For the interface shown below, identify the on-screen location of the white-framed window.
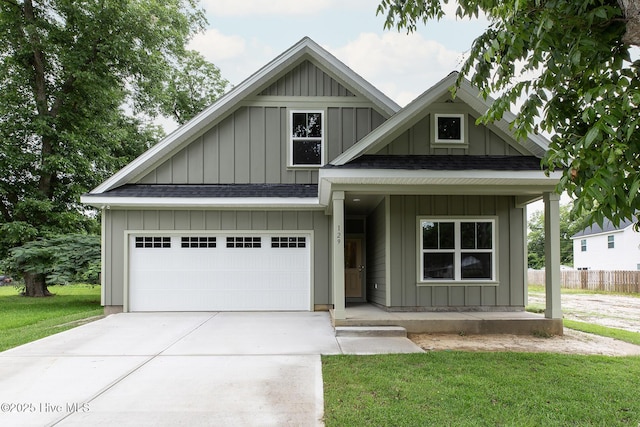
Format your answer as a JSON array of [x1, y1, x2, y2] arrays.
[[433, 113, 465, 144], [607, 235, 615, 249], [581, 239, 587, 252], [419, 218, 495, 282], [289, 110, 324, 166]]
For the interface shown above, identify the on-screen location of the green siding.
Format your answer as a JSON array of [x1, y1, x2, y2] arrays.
[[366, 198, 387, 305], [388, 195, 526, 310], [137, 105, 384, 185], [259, 60, 355, 97], [102, 209, 331, 308], [378, 112, 526, 156]]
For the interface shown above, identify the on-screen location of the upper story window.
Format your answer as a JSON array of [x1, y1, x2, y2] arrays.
[[607, 235, 615, 249], [290, 110, 324, 166], [581, 239, 587, 252], [434, 113, 465, 144], [419, 219, 495, 282]]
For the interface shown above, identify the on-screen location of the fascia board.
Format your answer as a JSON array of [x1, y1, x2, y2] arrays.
[[320, 167, 563, 182], [80, 195, 322, 210]]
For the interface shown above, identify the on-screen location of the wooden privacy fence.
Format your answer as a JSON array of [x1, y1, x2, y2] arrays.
[[528, 270, 640, 293]]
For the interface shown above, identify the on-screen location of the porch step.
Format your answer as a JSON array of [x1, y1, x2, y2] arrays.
[[335, 326, 407, 338]]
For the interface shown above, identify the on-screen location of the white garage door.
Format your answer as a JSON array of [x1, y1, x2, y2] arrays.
[[128, 233, 311, 311]]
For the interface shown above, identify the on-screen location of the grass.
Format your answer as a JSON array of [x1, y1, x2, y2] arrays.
[[563, 319, 640, 346], [322, 352, 640, 426], [528, 284, 640, 297], [0, 284, 102, 351]]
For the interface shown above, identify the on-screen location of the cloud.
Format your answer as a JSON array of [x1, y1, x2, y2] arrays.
[[200, 0, 335, 16], [188, 29, 273, 85], [329, 32, 464, 106]]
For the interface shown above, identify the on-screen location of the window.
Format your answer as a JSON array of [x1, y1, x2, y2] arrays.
[[290, 110, 323, 166], [181, 237, 216, 248], [271, 237, 306, 248], [135, 236, 171, 248], [581, 239, 587, 252], [226, 237, 261, 248], [607, 235, 615, 249], [419, 219, 495, 282], [434, 114, 465, 143]]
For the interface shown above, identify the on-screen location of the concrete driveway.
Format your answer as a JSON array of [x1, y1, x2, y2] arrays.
[[0, 312, 422, 426]]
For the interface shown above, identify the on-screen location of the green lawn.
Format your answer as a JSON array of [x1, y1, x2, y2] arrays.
[[323, 352, 640, 426], [0, 284, 102, 351]]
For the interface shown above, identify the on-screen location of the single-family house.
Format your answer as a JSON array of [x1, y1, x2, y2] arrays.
[[81, 37, 564, 334], [572, 217, 640, 270]]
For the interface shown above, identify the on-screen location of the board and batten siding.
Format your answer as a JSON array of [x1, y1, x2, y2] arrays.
[[366, 198, 387, 306], [387, 195, 527, 310], [378, 112, 525, 156], [102, 209, 331, 308], [258, 60, 356, 97], [136, 105, 385, 185]]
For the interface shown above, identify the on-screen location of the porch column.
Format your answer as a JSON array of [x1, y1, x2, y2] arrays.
[[332, 191, 346, 320], [543, 192, 562, 319]]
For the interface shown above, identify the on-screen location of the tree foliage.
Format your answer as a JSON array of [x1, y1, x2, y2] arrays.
[[378, 0, 640, 228], [0, 0, 229, 260], [527, 204, 587, 269], [1, 234, 101, 296]]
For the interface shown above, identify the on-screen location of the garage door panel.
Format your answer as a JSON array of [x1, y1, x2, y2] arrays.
[[128, 234, 311, 311]]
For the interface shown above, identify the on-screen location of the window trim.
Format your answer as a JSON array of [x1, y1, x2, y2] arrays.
[[288, 109, 325, 168], [607, 235, 614, 249], [417, 217, 498, 285], [581, 239, 587, 252], [432, 113, 467, 145]]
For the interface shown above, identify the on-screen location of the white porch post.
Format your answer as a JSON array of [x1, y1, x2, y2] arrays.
[[543, 192, 562, 319], [332, 191, 346, 320]]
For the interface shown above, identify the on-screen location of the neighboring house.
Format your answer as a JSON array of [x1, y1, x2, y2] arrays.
[[81, 37, 563, 326], [571, 217, 640, 270]]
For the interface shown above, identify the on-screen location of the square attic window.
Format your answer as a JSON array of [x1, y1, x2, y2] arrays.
[[434, 113, 465, 144]]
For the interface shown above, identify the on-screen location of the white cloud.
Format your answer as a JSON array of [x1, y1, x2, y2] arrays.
[[188, 29, 273, 85], [330, 32, 464, 106], [201, 0, 335, 16]]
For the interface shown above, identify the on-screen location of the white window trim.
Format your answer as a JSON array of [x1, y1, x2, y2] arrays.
[[417, 217, 498, 285], [581, 239, 587, 252], [607, 235, 615, 249], [288, 109, 325, 168], [432, 113, 466, 145]]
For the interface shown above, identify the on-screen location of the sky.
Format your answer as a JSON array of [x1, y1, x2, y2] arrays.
[[189, 0, 489, 108], [181, 0, 565, 213]]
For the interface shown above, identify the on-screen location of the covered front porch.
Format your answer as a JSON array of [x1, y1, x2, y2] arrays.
[[330, 303, 564, 335]]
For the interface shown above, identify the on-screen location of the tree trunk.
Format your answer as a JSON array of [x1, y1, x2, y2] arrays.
[[23, 272, 51, 297], [619, 0, 640, 46]]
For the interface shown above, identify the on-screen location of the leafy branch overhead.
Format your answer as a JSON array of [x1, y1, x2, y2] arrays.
[[378, 0, 640, 227]]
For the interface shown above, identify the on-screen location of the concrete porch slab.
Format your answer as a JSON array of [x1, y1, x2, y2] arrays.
[[332, 304, 563, 335]]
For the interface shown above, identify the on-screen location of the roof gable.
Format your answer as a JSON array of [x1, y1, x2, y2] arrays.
[[90, 37, 400, 194], [331, 72, 551, 166]]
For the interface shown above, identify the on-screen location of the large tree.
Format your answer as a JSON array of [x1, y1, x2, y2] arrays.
[[378, 0, 640, 228], [0, 0, 228, 295]]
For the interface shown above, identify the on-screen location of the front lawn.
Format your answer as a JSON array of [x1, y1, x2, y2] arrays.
[[323, 352, 640, 426], [0, 284, 102, 351]]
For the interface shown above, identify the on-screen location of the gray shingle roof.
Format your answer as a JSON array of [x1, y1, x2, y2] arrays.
[[572, 216, 637, 238], [324, 155, 545, 171], [102, 184, 318, 198]]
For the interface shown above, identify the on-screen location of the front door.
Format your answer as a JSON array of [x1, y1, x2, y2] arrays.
[[345, 238, 364, 300]]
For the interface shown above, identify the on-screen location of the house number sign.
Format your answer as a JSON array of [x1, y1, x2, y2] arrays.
[[336, 225, 342, 244]]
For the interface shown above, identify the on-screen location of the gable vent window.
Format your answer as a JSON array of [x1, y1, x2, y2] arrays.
[[432, 113, 466, 145], [226, 237, 261, 248], [290, 110, 323, 166], [181, 237, 216, 248], [135, 236, 171, 248], [271, 237, 306, 248]]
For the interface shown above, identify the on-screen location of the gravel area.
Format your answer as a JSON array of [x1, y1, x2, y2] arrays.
[[409, 292, 640, 356]]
